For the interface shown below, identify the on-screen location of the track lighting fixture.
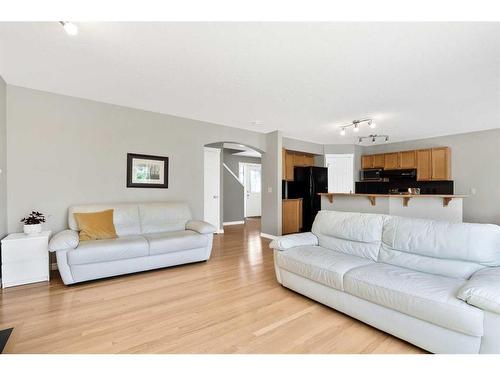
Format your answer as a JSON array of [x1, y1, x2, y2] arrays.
[[357, 134, 390, 144], [338, 118, 377, 136]]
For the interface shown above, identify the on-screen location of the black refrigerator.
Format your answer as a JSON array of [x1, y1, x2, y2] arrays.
[[288, 166, 328, 232]]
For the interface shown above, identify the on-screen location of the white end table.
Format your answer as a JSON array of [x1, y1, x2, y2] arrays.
[[1, 231, 51, 288]]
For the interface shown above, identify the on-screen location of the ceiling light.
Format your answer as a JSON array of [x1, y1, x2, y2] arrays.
[[358, 137, 363, 143], [60, 21, 78, 36], [353, 123, 360, 132], [368, 120, 376, 129], [340, 128, 346, 136], [385, 136, 389, 143], [372, 137, 376, 143]]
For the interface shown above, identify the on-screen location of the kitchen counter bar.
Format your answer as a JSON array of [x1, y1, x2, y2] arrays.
[[318, 193, 468, 222]]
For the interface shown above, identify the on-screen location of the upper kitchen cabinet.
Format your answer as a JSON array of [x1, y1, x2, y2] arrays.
[[361, 155, 374, 169], [399, 150, 417, 169], [384, 153, 400, 170], [416, 149, 432, 181], [282, 149, 316, 181], [431, 147, 451, 180], [372, 154, 385, 168]]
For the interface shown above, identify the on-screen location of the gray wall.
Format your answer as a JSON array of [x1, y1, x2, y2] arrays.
[[261, 131, 282, 236], [283, 137, 323, 155], [0, 76, 6, 238], [364, 128, 500, 224], [6, 85, 267, 233], [222, 149, 261, 223]]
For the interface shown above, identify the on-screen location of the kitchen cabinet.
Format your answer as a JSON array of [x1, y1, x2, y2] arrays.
[[372, 154, 385, 168], [431, 147, 451, 180], [284, 150, 295, 181], [282, 149, 315, 181], [361, 147, 451, 181], [361, 155, 374, 169], [400, 150, 417, 169], [416, 149, 432, 181], [282, 199, 303, 234], [384, 153, 400, 170]]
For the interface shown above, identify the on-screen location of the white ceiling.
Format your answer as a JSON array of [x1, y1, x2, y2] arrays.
[[0, 22, 499, 144]]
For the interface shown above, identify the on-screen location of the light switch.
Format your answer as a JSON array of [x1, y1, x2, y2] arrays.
[[267, 187, 272, 193], [470, 187, 477, 195]]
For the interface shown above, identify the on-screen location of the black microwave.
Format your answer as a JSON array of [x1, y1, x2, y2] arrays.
[[360, 168, 383, 181]]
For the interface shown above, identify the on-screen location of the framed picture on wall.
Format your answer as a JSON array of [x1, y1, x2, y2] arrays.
[[127, 153, 169, 188]]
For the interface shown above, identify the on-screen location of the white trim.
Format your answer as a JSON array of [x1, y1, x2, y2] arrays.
[[223, 220, 245, 226], [215, 229, 224, 234], [260, 232, 278, 240], [204, 147, 222, 233]]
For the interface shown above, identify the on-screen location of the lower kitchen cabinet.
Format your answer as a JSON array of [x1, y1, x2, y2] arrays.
[[282, 199, 303, 234]]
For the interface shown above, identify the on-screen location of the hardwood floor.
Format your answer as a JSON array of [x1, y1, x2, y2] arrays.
[[0, 218, 424, 354]]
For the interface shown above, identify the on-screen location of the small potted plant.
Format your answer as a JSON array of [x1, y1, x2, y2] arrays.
[[21, 211, 46, 235]]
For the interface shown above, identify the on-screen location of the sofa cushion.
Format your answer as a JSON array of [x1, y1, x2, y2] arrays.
[[73, 209, 118, 241], [67, 235, 148, 265], [380, 216, 500, 278], [139, 202, 192, 234], [68, 204, 141, 236], [311, 211, 386, 261], [144, 230, 209, 256], [344, 263, 484, 337], [275, 245, 373, 290]]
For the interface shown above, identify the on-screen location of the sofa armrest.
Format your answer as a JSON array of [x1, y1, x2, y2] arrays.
[[457, 267, 500, 314], [49, 230, 79, 252], [269, 232, 318, 251], [186, 220, 216, 234]]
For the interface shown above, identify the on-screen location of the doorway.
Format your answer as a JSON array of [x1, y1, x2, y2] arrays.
[[203, 147, 222, 232], [239, 163, 262, 217]]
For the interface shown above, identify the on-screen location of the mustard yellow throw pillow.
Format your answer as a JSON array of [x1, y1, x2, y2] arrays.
[[73, 209, 118, 241]]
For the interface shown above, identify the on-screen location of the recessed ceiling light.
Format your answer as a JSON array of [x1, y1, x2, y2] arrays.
[[60, 21, 78, 36]]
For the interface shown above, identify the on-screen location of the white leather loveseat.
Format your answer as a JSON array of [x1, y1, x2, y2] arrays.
[[270, 210, 500, 354], [49, 202, 216, 285]]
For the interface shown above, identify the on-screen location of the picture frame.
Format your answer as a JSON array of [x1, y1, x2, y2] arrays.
[[127, 153, 169, 188]]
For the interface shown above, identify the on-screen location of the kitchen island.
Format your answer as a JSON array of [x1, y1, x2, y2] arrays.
[[318, 193, 468, 222]]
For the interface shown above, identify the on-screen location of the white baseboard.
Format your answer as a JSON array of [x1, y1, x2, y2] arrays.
[[260, 232, 278, 240], [223, 221, 245, 226], [215, 229, 224, 234]]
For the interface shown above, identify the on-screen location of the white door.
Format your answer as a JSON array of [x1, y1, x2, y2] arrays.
[[242, 163, 261, 217], [325, 154, 354, 193], [204, 147, 221, 231]]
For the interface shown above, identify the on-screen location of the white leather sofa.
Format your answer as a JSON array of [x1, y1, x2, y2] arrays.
[[49, 202, 216, 285], [270, 210, 500, 354]]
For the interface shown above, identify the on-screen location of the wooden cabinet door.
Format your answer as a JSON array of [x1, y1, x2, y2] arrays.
[[431, 147, 451, 180], [361, 155, 374, 169], [282, 200, 300, 234], [384, 153, 400, 170], [372, 154, 385, 168], [304, 154, 315, 167], [400, 150, 417, 169], [282, 148, 286, 180], [285, 151, 295, 181], [416, 149, 432, 181]]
